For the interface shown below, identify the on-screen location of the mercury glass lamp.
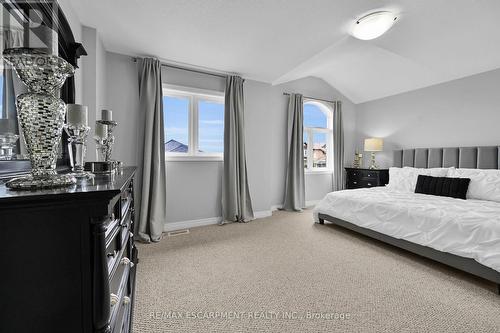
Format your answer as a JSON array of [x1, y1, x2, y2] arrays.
[[364, 138, 383, 169]]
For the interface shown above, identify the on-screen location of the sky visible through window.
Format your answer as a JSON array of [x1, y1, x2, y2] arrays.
[[304, 103, 327, 144], [198, 100, 224, 153], [163, 95, 224, 153], [164, 95, 189, 148]]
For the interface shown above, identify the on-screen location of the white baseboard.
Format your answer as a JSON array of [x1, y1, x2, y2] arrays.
[[270, 202, 319, 210], [163, 216, 222, 232], [305, 200, 320, 207], [163, 209, 277, 232], [253, 210, 273, 219]]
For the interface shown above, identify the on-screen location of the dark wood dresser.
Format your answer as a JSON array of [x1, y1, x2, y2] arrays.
[[0, 167, 138, 333], [345, 167, 389, 189]]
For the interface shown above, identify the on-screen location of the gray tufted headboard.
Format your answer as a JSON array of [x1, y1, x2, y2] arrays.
[[393, 146, 500, 169]]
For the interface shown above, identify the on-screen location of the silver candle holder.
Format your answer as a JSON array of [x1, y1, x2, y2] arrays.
[[97, 119, 117, 162], [0, 133, 19, 160], [94, 121, 109, 162], [84, 110, 120, 174], [64, 104, 93, 179]]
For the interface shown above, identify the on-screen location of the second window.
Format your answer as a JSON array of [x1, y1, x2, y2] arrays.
[[303, 100, 333, 171]]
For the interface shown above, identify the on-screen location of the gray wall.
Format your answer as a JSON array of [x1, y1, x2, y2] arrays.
[[81, 27, 108, 160], [355, 68, 500, 168], [105, 52, 356, 223], [104, 52, 140, 166]]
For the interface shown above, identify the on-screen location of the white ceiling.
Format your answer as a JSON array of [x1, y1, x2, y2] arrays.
[[68, 0, 500, 103]]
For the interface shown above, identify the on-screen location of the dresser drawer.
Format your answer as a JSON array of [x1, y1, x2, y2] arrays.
[[120, 190, 133, 220], [112, 289, 132, 333], [120, 209, 132, 244], [345, 168, 389, 190], [106, 225, 123, 273], [110, 269, 131, 333], [109, 250, 132, 331], [360, 171, 378, 180], [350, 169, 376, 179], [347, 179, 378, 188], [109, 239, 134, 333]]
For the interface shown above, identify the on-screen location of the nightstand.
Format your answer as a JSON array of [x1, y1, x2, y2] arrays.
[[345, 167, 389, 189]]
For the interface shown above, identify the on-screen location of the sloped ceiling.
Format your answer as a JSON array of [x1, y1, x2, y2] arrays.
[[68, 0, 500, 103]]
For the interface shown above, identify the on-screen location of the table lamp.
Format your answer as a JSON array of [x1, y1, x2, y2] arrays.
[[364, 138, 383, 169]]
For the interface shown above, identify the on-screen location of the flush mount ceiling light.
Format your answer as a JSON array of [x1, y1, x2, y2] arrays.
[[351, 11, 398, 40]]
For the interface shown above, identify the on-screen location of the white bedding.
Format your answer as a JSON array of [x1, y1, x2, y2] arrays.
[[313, 187, 500, 272]]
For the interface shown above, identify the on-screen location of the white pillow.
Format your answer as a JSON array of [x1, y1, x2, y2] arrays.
[[447, 168, 500, 202], [386, 167, 411, 192], [387, 167, 450, 192]]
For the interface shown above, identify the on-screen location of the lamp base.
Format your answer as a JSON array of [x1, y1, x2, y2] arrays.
[[369, 152, 378, 169]]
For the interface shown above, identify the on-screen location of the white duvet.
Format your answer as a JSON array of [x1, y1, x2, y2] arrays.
[[313, 187, 500, 272]]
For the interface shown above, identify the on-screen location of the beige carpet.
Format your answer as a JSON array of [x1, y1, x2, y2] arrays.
[[133, 210, 500, 333]]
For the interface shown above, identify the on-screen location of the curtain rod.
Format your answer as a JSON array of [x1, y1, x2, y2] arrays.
[[282, 92, 336, 104], [132, 57, 228, 79]]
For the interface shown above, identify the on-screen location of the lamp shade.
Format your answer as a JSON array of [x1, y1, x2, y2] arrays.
[[364, 138, 383, 152]]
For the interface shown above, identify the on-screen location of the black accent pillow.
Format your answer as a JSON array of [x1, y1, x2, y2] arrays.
[[415, 175, 471, 200]]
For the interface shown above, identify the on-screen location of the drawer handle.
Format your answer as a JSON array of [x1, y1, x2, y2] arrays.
[[353, 181, 357, 184], [120, 257, 131, 266], [110, 293, 119, 307], [367, 174, 371, 177], [367, 183, 372, 186], [107, 250, 118, 258], [123, 296, 131, 305]]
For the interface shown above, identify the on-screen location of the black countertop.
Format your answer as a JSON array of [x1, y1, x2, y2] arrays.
[[0, 166, 136, 205]]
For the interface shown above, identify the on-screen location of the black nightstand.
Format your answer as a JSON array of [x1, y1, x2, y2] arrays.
[[345, 168, 389, 189]]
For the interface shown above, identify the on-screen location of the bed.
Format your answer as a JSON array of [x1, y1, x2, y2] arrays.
[[313, 146, 500, 294]]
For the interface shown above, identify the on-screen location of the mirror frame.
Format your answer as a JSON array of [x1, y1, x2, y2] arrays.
[[0, 0, 87, 178]]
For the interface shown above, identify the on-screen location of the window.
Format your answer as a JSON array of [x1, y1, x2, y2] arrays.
[[303, 101, 333, 172], [163, 85, 224, 160]]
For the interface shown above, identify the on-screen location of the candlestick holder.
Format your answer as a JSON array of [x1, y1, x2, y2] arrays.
[[0, 133, 20, 160], [64, 124, 93, 179], [97, 119, 117, 162], [95, 137, 108, 162]]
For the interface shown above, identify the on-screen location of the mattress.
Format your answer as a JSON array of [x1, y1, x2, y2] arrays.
[[313, 187, 500, 272]]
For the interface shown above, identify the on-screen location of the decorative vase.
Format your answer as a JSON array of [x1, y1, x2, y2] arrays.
[[2, 48, 76, 189]]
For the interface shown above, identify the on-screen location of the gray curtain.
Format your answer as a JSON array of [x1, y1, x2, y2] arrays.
[[332, 101, 345, 191], [283, 94, 305, 211], [222, 76, 254, 223], [136, 58, 167, 242]]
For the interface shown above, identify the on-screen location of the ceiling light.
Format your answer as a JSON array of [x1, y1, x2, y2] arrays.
[[351, 11, 398, 40]]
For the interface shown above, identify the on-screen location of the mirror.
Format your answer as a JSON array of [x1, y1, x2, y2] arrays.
[[0, 0, 86, 177]]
